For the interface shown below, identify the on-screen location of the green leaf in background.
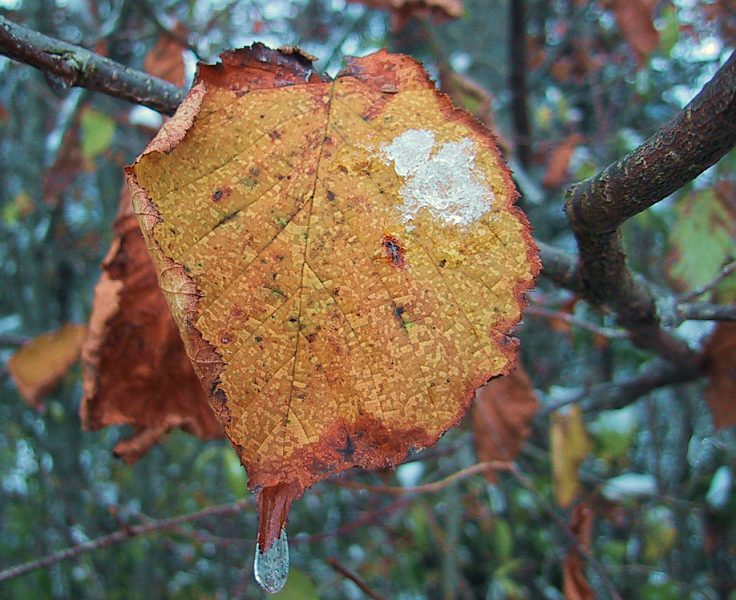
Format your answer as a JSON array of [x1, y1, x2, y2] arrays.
[[590, 407, 637, 463], [643, 507, 677, 562], [2, 191, 33, 225], [668, 188, 736, 302], [270, 568, 319, 600], [80, 107, 116, 161]]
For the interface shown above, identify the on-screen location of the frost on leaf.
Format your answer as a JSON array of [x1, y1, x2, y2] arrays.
[[80, 185, 222, 464], [127, 44, 539, 551]]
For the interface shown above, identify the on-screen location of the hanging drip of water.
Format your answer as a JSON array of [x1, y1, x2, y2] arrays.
[[254, 527, 289, 594]]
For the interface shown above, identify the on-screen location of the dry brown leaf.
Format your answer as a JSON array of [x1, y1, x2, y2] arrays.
[[8, 324, 86, 408], [127, 44, 538, 551], [350, 0, 463, 30], [472, 363, 540, 482], [543, 134, 584, 190], [703, 322, 736, 429], [551, 405, 592, 507], [144, 23, 188, 87], [80, 185, 222, 464], [563, 503, 595, 600], [607, 0, 659, 66]]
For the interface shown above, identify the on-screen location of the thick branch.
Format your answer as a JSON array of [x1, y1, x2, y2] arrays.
[[509, 0, 532, 166], [564, 50, 736, 366], [0, 14, 185, 114]]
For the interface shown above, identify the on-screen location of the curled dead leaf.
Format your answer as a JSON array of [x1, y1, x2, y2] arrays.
[[606, 0, 659, 66], [8, 324, 86, 408], [563, 502, 595, 600], [542, 133, 584, 190], [127, 44, 539, 551], [350, 0, 463, 30], [703, 322, 736, 429], [144, 23, 189, 87], [472, 363, 540, 482], [80, 185, 222, 464]]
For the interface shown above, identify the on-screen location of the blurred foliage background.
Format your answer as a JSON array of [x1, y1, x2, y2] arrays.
[[1, 0, 735, 598]]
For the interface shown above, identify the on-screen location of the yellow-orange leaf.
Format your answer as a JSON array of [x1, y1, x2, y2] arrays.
[[551, 405, 591, 507], [127, 45, 538, 550], [8, 324, 86, 408], [472, 363, 540, 482]]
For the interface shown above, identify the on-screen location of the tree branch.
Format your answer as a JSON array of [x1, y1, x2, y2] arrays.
[[0, 14, 185, 114], [509, 0, 532, 166], [0, 499, 250, 583], [564, 50, 736, 367]]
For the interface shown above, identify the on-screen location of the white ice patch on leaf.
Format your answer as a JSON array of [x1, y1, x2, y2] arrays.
[[380, 129, 494, 226]]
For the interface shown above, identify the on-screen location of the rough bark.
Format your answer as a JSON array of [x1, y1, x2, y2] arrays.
[[0, 14, 185, 114]]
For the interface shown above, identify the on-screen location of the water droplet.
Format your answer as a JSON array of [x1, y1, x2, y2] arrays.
[[254, 528, 289, 594]]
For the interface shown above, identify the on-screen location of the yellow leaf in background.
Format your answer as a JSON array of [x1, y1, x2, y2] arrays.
[[127, 44, 539, 557], [8, 324, 86, 408], [551, 405, 591, 507]]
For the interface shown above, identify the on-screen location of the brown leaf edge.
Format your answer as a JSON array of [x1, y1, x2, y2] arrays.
[[80, 186, 222, 464], [126, 43, 540, 550]]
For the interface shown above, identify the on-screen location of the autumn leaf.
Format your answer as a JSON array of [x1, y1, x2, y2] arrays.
[[563, 502, 594, 600], [144, 23, 189, 87], [606, 0, 659, 66], [8, 323, 86, 408], [551, 405, 591, 507], [542, 133, 584, 190], [472, 363, 540, 482], [703, 322, 736, 429], [350, 0, 463, 31], [80, 185, 222, 464], [127, 44, 539, 555]]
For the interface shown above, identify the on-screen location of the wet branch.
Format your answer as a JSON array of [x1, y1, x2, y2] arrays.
[[0, 14, 185, 114], [0, 499, 250, 583], [564, 50, 736, 366]]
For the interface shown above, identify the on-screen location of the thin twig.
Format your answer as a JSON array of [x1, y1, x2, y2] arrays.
[[539, 359, 700, 416], [335, 461, 512, 495], [678, 258, 736, 303], [675, 302, 736, 323], [0, 334, 30, 347], [0, 499, 251, 583], [327, 557, 387, 600], [509, 465, 624, 600], [525, 305, 629, 339]]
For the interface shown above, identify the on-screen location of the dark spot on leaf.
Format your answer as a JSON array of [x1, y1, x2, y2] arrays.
[[212, 189, 223, 202], [215, 211, 239, 228], [439, 259, 447, 268], [269, 130, 281, 141], [212, 186, 231, 203], [382, 234, 406, 268], [326, 190, 335, 201], [288, 316, 298, 324], [337, 431, 356, 458], [255, 336, 263, 343], [306, 332, 317, 343], [220, 331, 233, 345], [249, 166, 260, 177]]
